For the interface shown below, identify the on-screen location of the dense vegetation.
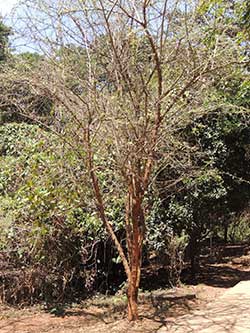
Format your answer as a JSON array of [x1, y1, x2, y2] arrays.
[[0, 0, 249, 321]]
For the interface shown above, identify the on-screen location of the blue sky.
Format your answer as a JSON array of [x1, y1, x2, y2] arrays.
[[0, 0, 18, 17], [0, 0, 32, 53]]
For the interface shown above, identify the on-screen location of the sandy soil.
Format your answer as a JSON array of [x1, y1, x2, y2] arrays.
[[0, 259, 249, 333]]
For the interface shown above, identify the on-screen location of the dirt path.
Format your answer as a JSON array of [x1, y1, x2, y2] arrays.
[[0, 285, 225, 333], [158, 280, 250, 333], [0, 260, 250, 333]]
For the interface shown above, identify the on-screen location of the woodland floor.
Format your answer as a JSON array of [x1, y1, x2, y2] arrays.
[[0, 247, 250, 333]]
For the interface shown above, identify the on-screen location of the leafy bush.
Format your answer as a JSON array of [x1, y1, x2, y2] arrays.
[[228, 213, 250, 243], [0, 123, 108, 304], [146, 199, 188, 285]]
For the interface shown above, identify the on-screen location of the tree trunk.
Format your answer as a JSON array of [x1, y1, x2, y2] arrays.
[[126, 186, 144, 321], [127, 239, 142, 320], [126, 222, 143, 320], [127, 274, 139, 321]]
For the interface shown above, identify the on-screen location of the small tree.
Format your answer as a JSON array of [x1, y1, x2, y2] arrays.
[[2, 0, 246, 320]]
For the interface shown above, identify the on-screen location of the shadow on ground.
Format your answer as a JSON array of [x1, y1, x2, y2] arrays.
[[196, 264, 250, 288]]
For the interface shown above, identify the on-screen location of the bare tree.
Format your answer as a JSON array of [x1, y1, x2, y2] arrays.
[[1, 0, 244, 320]]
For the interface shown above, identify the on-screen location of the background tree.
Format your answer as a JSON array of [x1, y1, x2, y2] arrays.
[[155, 0, 250, 276], [0, 20, 11, 62]]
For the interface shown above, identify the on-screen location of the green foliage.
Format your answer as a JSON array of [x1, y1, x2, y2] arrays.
[[184, 170, 227, 200], [236, 0, 250, 39], [162, 168, 227, 241], [0, 122, 44, 156], [1, 115, 199, 296], [228, 215, 250, 243], [157, 104, 250, 262], [145, 198, 189, 285], [0, 21, 11, 62], [17, 52, 42, 66], [214, 74, 250, 108], [0, 122, 126, 303], [0, 123, 91, 252], [146, 198, 173, 253]]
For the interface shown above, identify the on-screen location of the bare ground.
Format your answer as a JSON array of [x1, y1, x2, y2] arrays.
[[0, 254, 250, 333]]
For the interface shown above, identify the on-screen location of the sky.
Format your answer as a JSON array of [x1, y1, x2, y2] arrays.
[[0, 0, 18, 16], [0, 0, 32, 53]]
